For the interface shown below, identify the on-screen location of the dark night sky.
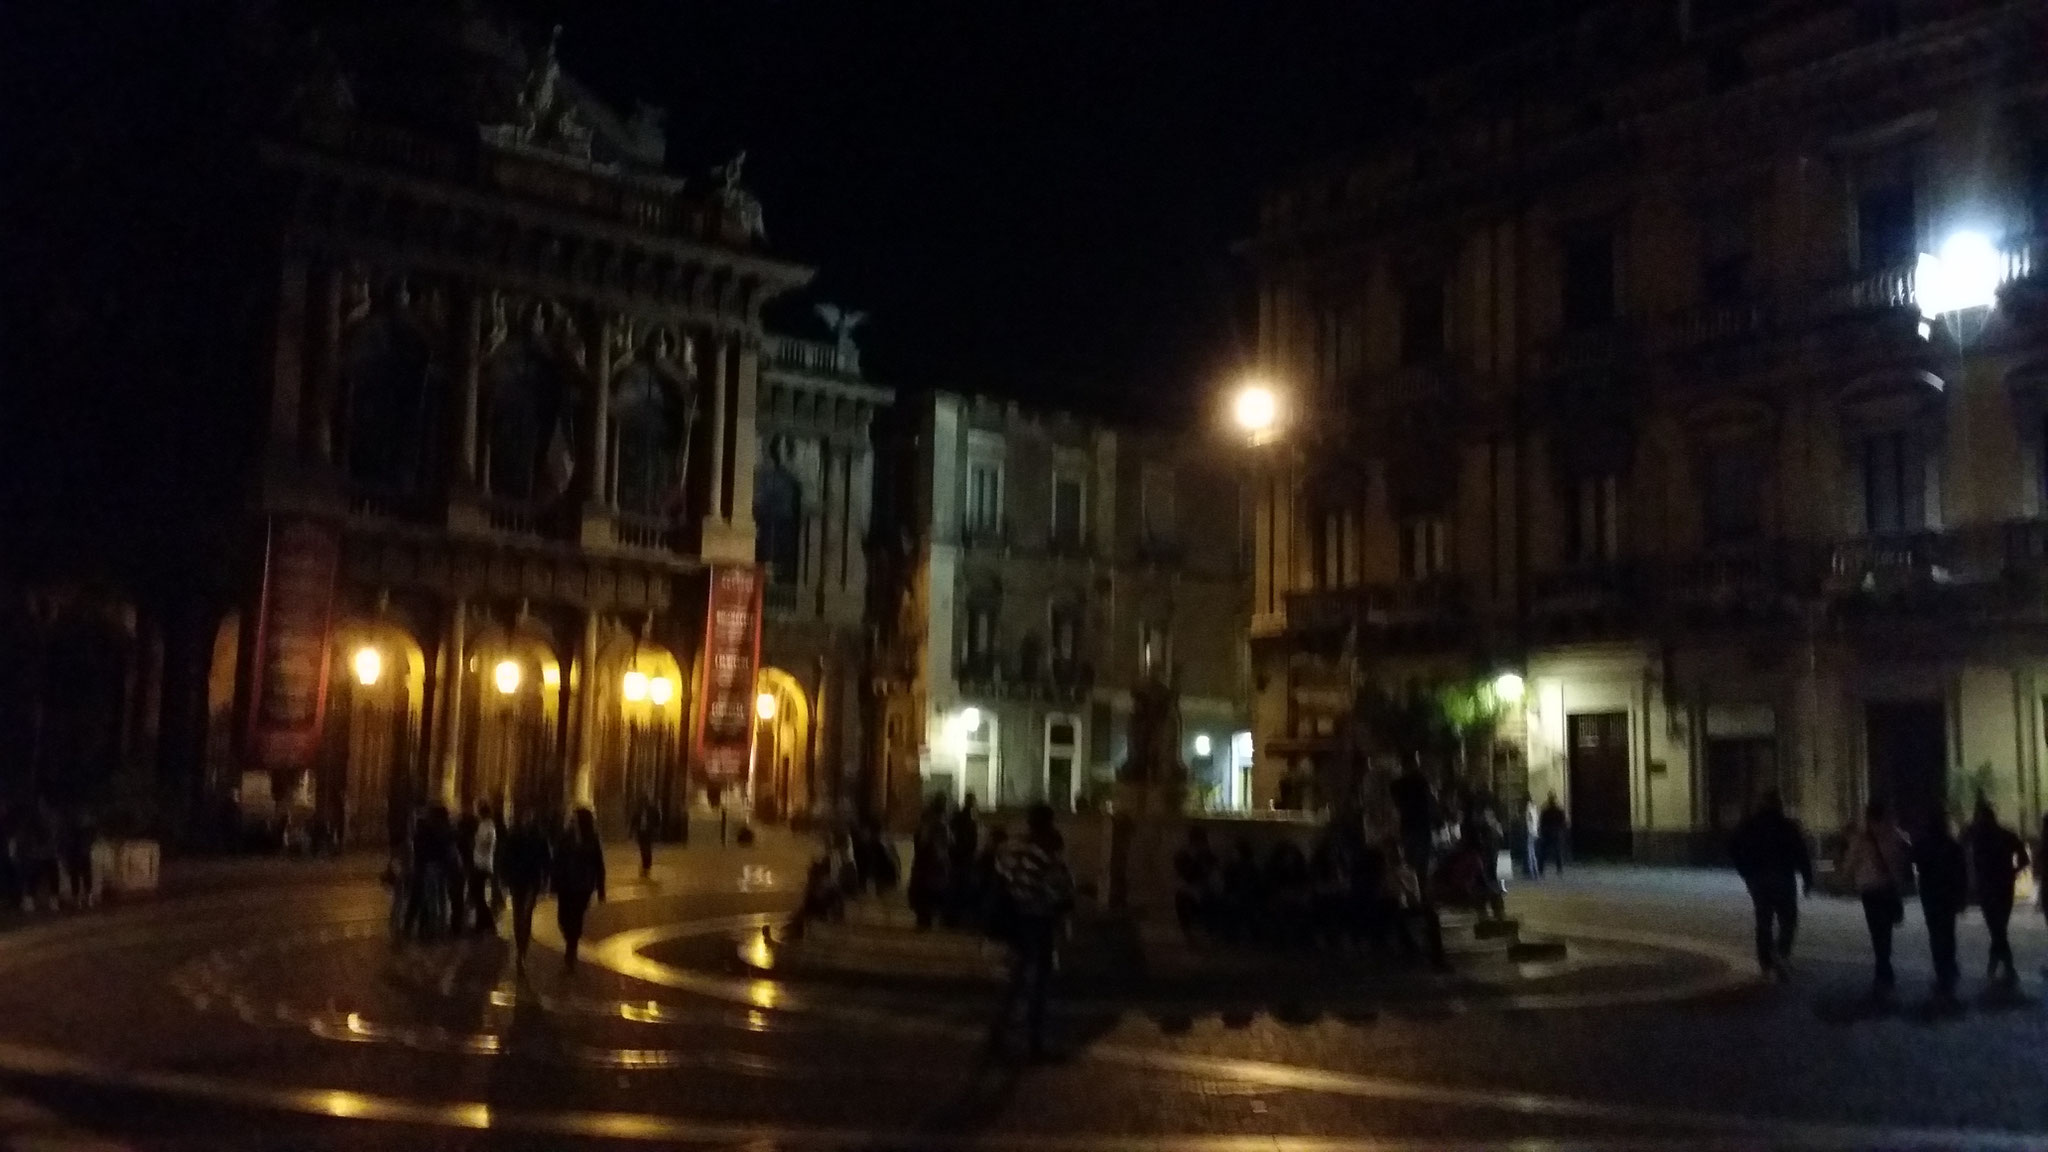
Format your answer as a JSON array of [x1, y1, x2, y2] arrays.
[[495, 1, 1564, 426]]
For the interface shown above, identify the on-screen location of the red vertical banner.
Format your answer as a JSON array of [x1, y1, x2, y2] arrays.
[[694, 564, 763, 786], [245, 516, 341, 773]]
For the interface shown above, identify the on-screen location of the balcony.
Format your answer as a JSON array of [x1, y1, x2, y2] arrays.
[[763, 579, 800, 615], [1285, 578, 1468, 644], [612, 512, 674, 552], [1668, 544, 1799, 627], [346, 485, 438, 525], [956, 652, 1095, 704], [767, 335, 859, 379], [961, 516, 1009, 553]]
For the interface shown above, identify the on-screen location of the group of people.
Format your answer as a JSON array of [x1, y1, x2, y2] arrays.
[[1733, 788, 2036, 1004], [906, 794, 1011, 931], [1167, 786, 1508, 965], [387, 801, 607, 970], [0, 801, 96, 914], [800, 797, 1076, 1060]]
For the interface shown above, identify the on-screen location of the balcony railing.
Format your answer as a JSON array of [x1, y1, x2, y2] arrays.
[[763, 580, 800, 614], [961, 515, 1009, 551], [1286, 578, 1468, 634], [480, 498, 541, 537], [767, 335, 860, 379], [613, 512, 673, 552]]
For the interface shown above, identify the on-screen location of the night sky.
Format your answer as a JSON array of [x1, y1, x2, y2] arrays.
[[498, 0, 1571, 425]]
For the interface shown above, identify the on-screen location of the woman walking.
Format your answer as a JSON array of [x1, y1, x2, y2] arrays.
[[1842, 800, 1912, 1002], [552, 808, 606, 972]]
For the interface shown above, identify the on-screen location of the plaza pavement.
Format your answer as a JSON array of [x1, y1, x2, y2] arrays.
[[0, 849, 2044, 1149]]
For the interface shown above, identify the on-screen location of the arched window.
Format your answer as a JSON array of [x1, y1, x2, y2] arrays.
[[755, 465, 802, 585], [610, 362, 681, 516], [341, 314, 433, 492], [485, 341, 572, 502]]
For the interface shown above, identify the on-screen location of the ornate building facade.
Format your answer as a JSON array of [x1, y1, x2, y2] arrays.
[[873, 394, 1251, 816], [1246, 0, 2048, 857], [4, 10, 809, 844]]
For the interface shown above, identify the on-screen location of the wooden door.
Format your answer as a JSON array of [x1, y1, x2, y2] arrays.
[[1568, 711, 1632, 858]]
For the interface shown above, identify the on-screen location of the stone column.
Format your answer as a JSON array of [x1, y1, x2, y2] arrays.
[[585, 319, 612, 510], [453, 290, 484, 488], [570, 611, 601, 811], [438, 599, 468, 806], [705, 334, 730, 524], [729, 338, 760, 528], [305, 266, 343, 465], [268, 255, 308, 461]]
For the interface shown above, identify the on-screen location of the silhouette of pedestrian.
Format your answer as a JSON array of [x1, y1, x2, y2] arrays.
[[1913, 814, 1967, 1006], [1842, 800, 1911, 1001], [632, 794, 661, 880], [552, 808, 606, 971], [1729, 789, 1812, 981], [989, 804, 1073, 1060], [1390, 762, 1447, 970], [1966, 799, 2028, 986], [499, 815, 552, 970], [469, 800, 500, 934], [1537, 795, 1569, 877]]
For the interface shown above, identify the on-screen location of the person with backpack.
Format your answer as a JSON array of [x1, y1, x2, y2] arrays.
[[1966, 799, 2029, 986], [989, 804, 1074, 1060], [1913, 813, 1967, 1006], [552, 808, 606, 971], [1728, 789, 1813, 981], [1841, 800, 1912, 1002]]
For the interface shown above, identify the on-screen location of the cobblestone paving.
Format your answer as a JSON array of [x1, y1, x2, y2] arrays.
[[0, 857, 2045, 1149]]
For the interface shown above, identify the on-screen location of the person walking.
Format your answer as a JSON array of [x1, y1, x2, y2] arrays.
[[469, 801, 501, 934], [1913, 814, 1967, 1006], [59, 807, 96, 909], [948, 793, 981, 924], [1523, 796, 1542, 879], [631, 795, 661, 880], [1537, 795, 1569, 878], [552, 808, 606, 972], [498, 815, 552, 970], [907, 797, 951, 930], [1841, 800, 1912, 1001], [1965, 799, 2028, 986], [1389, 763, 1448, 969], [989, 804, 1074, 1060], [14, 804, 60, 913], [1728, 789, 1813, 981]]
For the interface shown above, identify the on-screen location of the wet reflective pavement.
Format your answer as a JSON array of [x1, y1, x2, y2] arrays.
[[3, 854, 2048, 1149]]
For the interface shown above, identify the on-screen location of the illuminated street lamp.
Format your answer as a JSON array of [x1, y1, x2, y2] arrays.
[[756, 692, 778, 721], [1917, 231, 2004, 321], [960, 705, 982, 731], [1491, 671, 1526, 705], [649, 676, 674, 706], [622, 669, 649, 702], [1232, 380, 1281, 445], [1193, 733, 1212, 758], [493, 659, 521, 696], [352, 646, 383, 688]]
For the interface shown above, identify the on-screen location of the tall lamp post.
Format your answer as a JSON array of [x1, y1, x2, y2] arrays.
[[1232, 377, 1287, 810]]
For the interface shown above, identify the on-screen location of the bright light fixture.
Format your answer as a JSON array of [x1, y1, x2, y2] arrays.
[[541, 664, 560, 689], [960, 706, 982, 731], [649, 676, 674, 706], [756, 692, 777, 721], [1193, 733, 1213, 757], [493, 659, 521, 696], [622, 670, 648, 702], [352, 647, 382, 688], [1492, 671, 1526, 705], [1233, 382, 1279, 437], [1917, 231, 2004, 320]]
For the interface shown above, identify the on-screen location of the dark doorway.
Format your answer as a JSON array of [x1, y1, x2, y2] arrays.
[[1706, 736, 1777, 841], [1864, 700, 1945, 835], [1568, 712, 1632, 858]]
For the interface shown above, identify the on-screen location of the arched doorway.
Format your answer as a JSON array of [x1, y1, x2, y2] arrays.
[[591, 636, 687, 838], [464, 628, 564, 824], [753, 667, 810, 822], [322, 621, 426, 849]]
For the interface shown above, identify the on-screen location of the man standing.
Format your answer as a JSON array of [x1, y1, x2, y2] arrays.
[[553, 808, 607, 972], [1523, 796, 1541, 879], [1966, 799, 2029, 986], [1842, 800, 1912, 1002], [1914, 814, 1967, 1006], [1537, 795, 1569, 878], [990, 803, 1074, 1060], [1729, 790, 1813, 981]]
